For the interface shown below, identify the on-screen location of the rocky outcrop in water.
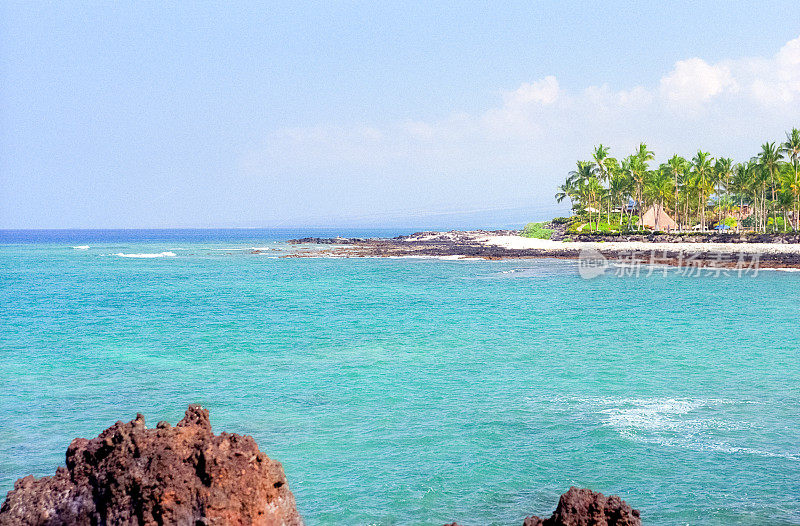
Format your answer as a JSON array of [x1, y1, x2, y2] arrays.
[[522, 486, 641, 526], [1, 407, 641, 526], [0, 405, 302, 526], [286, 237, 363, 244]]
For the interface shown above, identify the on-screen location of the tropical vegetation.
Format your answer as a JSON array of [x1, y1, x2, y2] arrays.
[[521, 222, 554, 240], [555, 128, 800, 233]]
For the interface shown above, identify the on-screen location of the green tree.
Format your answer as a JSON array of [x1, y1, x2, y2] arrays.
[[608, 166, 632, 227], [781, 128, 800, 229], [758, 142, 784, 232], [778, 163, 800, 231], [665, 155, 689, 228], [554, 182, 574, 211], [592, 145, 617, 224], [715, 158, 734, 199], [644, 168, 675, 230], [568, 161, 598, 230], [552, 128, 800, 235], [731, 161, 755, 232], [691, 150, 715, 231]]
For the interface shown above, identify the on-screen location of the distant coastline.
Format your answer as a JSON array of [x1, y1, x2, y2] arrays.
[[286, 227, 800, 268]]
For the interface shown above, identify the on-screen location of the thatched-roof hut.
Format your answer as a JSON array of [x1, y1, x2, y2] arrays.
[[637, 204, 678, 230]]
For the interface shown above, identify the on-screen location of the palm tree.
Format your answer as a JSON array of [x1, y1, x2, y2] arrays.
[[731, 161, 755, 232], [781, 128, 800, 229], [555, 182, 575, 212], [592, 145, 614, 223], [636, 143, 655, 165], [634, 144, 655, 230], [608, 168, 632, 227], [644, 168, 675, 231], [592, 145, 611, 183], [752, 159, 770, 232], [665, 155, 688, 229], [568, 161, 597, 229], [678, 173, 697, 231], [715, 158, 734, 199], [758, 142, 784, 232], [553, 129, 800, 235], [691, 150, 715, 231], [784, 128, 800, 160], [585, 178, 604, 232], [778, 163, 800, 231]]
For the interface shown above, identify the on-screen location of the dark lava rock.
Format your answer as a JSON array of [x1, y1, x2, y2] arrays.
[[522, 487, 641, 526], [286, 237, 361, 244], [0, 405, 302, 526]]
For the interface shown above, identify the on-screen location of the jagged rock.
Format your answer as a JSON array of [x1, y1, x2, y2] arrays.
[[0, 405, 302, 526], [522, 487, 641, 526]]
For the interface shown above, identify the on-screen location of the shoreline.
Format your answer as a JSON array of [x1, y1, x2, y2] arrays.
[[285, 230, 800, 268]]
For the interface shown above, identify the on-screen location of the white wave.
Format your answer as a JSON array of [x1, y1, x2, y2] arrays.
[[581, 396, 799, 461], [114, 251, 176, 258], [761, 267, 800, 272], [72, 245, 90, 250], [599, 398, 710, 431]]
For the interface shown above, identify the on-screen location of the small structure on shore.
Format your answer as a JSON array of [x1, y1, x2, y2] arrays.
[[637, 204, 678, 230]]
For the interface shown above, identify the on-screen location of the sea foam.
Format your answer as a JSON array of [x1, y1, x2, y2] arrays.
[[72, 245, 90, 250], [587, 396, 799, 461]]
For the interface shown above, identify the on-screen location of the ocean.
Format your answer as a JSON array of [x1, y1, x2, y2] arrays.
[[1, 229, 798, 525]]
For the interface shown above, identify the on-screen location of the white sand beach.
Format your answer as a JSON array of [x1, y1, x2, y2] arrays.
[[478, 233, 800, 255]]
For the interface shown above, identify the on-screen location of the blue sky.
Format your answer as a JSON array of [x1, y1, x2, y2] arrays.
[[2, 2, 799, 229]]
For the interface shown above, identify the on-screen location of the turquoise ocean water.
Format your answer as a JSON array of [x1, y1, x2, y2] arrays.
[[1, 229, 799, 525]]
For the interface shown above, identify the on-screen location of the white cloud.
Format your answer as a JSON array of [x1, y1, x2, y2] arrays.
[[503, 76, 560, 106], [748, 36, 800, 105], [242, 35, 800, 222], [659, 58, 736, 104]]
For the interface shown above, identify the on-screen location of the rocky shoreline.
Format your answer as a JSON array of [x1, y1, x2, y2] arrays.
[[0, 407, 641, 526], [284, 230, 800, 268]]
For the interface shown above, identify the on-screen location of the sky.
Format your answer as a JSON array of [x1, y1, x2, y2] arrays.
[[2, 2, 800, 229]]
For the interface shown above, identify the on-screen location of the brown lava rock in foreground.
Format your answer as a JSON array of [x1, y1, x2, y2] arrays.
[[522, 486, 641, 526], [445, 487, 640, 526], [1, 406, 639, 526], [0, 405, 302, 526]]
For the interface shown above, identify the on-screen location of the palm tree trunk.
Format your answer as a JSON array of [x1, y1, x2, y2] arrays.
[[739, 196, 743, 233], [674, 173, 679, 230], [796, 165, 800, 230], [699, 191, 703, 231], [768, 168, 776, 232], [685, 198, 689, 232]]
